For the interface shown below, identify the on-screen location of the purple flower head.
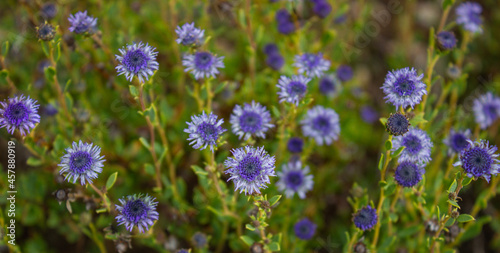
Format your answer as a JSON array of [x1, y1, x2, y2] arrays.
[[58, 141, 105, 185], [386, 112, 410, 136], [318, 74, 342, 98], [40, 3, 57, 20], [182, 51, 224, 80], [115, 194, 159, 233], [176, 250, 190, 253], [336, 64, 353, 82], [392, 127, 433, 165], [43, 104, 58, 116], [184, 112, 226, 152], [444, 129, 471, 155], [360, 106, 379, 124], [68, 11, 97, 34], [277, 75, 311, 106], [312, 0, 332, 18], [353, 205, 377, 231], [263, 43, 279, 55], [394, 161, 425, 187], [334, 14, 347, 24], [224, 146, 276, 195], [381, 67, 426, 109], [266, 53, 285, 70], [175, 22, 205, 46], [437, 31, 457, 50], [294, 218, 317, 240], [454, 139, 500, 182], [456, 2, 483, 33], [36, 22, 56, 41], [277, 160, 313, 199], [301, 105, 340, 145], [230, 101, 274, 140], [116, 42, 159, 83], [287, 137, 304, 153], [276, 9, 292, 23], [191, 232, 208, 248], [473, 92, 500, 129], [276, 9, 296, 35], [0, 95, 40, 136], [293, 53, 331, 78]]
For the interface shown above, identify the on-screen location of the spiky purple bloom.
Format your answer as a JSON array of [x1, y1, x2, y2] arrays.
[[116, 42, 159, 83], [0, 95, 40, 136], [336, 64, 353, 82], [456, 2, 483, 33], [115, 194, 159, 233], [294, 218, 317, 240], [392, 127, 433, 165], [68, 11, 97, 34], [381, 67, 426, 109], [386, 112, 410, 136], [301, 105, 340, 145], [58, 141, 105, 185], [230, 101, 274, 140], [182, 51, 224, 80], [318, 74, 341, 98], [293, 53, 330, 78], [184, 112, 226, 152], [175, 22, 205, 46], [287, 137, 304, 153], [437, 31, 457, 50], [353, 205, 377, 231], [360, 106, 379, 124], [444, 129, 471, 155], [266, 53, 285, 70], [473, 92, 500, 129], [454, 140, 500, 182], [277, 160, 313, 199], [224, 146, 276, 195], [311, 0, 332, 18], [277, 75, 311, 106], [394, 161, 425, 187]]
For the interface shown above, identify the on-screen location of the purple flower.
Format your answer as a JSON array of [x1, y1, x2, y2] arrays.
[[336, 64, 353, 82], [437, 31, 457, 50], [287, 137, 304, 153], [0, 95, 40, 136], [68, 11, 97, 34], [381, 67, 426, 109], [116, 42, 159, 83], [353, 205, 377, 231], [115, 194, 159, 233], [263, 43, 279, 55], [58, 141, 105, 185], [294, 218, 317, 240], [318, 74, 341, 98], [473, 92, 500, 129], [266, 53, 285, 70], [40, 3, 57, 20], [182, 51, 224, 80], [454, 139, 499, 182], [277, 160, 313, 199], [184, 112, 226, 152], [444, 129, 471, 155], [360, 106, 379, 124], [277, 75, 311, 106], [394, 161, 425, 187], [276, 9, 296, 35], [386, 112, 410, 136], [230, 101, 274, 140], [456, 2, 483, 33], [175, 22, 205, 46], [311, 0, 332, 18], [293, 53, 331, 78], [392, 127, 433, 165], [224, 146, 276, 195], [301, 105, 340, 145]]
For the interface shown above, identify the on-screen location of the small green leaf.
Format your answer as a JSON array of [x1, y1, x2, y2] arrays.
[[55, 42, 61, 62], [271, 106, 280, 118], [240, 235, 254, 246], [129, 85, 139, 97], [145, 164, 155, 175], [462, 176, 473, 187], [442, 0, 454, 9], [44, 66, 56, 82], [378, 154, 385, 170], [269, 195, 281, 206], [393, 146, 405, 157], [191, 165, 208, 176], [245, 224, 255, 231], [444, 218, 455, 227], [448, 199, 460, 209], [139, 137, 151, 149], [448, 179, 457, 193], [379, 117, 387, 125], [457, 214, 475, 223], [143, 105, 156, 122], [1, 41, 9, 56], [267, 242, 280, 251], [26, 157, 43, 166], [65, 93, 73, 112], [410, 112, 427, 126], [379, 181, 387, 187], [105, 172, 118, 191], [96, 208, 107, 214], [41, 41, 50, 57], [385, 140, 392, 150]]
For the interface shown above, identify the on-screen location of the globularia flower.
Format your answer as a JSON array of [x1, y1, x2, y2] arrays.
[[184, 112, 226, 152], [381, 67, 426, 109], [276, 9, 296, 35], [175, 22, 205, 46], [444, 129, 471, 155], [58, 141, 105, 185], [473, 92, 500, 129], [266, 53, 284, 71], [191, 232, 208, 249], [392, 127, 433, 165], [456, 2, 483, 33], [116, 42, 159, 83], [294, 218, 317, 240], [360, 106, 379, 124], [277, 75, 311, 105], [454, 139, 499, 182], [293, 53, 331, 78], [176, 250, 190, 253], [394, 161, 425, 187], [263, 43, 279, 55], [353, 205, 377, 231], [224, 146, 276, 195], [277, 160, 313, 199], [436, 31, 457, 50], [318, 74, 341, 98], [230, 101, 274, 140], [301, 105, 340, 145], [287, 137, 304, 153], [68, 11, 97, 34], [0, 95, 40, 136], [115, 194, 159, 233], [386, 112, 410, 136], [36, 22, 56, 41], [182, 51, 224, 80], [336, 64, 353, 82], [311, 0, 332, 18]]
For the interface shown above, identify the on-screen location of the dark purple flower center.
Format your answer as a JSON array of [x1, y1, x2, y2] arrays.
[[182, 34, 196, 45], [69, 151, 93, 173], [39, 24, 54, 37], [5, 102, 29, 126], [287, 81, 307, 97], [402, 134, 422, 154], [287, 137, 304, 153], [395, 162, 420, 187], [312, 116, 331, 133], [468, 10, 482, 25], [123, 199, 148, 223], [462, 147, 492, 177], [123, 49, 149, 73], [386, 113, 409, 136], [237, 154, 262, 182], [319, 77, 335, 94], [239, 111, 263, 134], [354, 207, 376, 229], [197, 122, 219, 143], [194, 52, 214, 70], [451, 133, 469, 153], [394, 77, 415, 96], [285, 171, 304, 190], [302, 54, 319, 69], [484, 104, 498, 119]]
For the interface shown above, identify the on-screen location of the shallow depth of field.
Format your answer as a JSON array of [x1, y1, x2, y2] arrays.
[[1, 0, 500, 252]]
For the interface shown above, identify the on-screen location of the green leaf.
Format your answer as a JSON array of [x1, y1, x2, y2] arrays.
[[55, 42, 61, 62], [462, 176, 473, 187], [457, 214, 475, 223], [2, 41, 9, 56], [269, 195, 281, 206], [65, 93, 73, 112], [271, 106, 280, 118], [448, 179, 457, 193], [410, 112, 427, 126], [379, 181, 387, 187], [0, 69, 8, 84], [393, 146, 405, 157], [240, 235, 254, 246], [143, 104, 156, 122], [26, 157, 43, 167], [448, 200, 460, 209], [191, 165, 208, 176], [442, 0, 454, 9], [105, 172, 118, 191], [385, 139, 392, 150], [444, 218, 455, 227], [379, 117, 387, 125], [129, 85, 139, 97], [268, 242, 280, 251], [44, 66, 56, 82], [245, 224, 255, 231], [378, 154, 385, 170], [96, 208, 107, 214], [144, 164, 155, 175], [139, 137, 151, 149], [41, 41, 50, 57]]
